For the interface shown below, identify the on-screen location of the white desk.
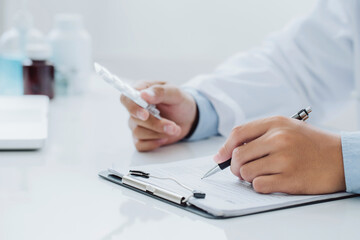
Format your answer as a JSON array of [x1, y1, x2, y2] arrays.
[[1, 84, 360, 240]]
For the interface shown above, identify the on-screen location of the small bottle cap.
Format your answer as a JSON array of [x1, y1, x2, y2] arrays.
[[26, 44, 51, 60]]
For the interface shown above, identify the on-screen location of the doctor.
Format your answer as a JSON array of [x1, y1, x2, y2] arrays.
[[120, 0, 360, 195]]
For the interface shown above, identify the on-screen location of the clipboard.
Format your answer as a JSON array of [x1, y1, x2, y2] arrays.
[[98, 170, 217, 219], [98, 169, 357, 219]]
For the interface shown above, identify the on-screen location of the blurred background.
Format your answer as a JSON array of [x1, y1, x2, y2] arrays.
[[0, 0, 316, 84]]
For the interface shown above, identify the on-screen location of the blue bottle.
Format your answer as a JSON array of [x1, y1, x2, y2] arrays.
[[0, 55, 24, 95], [0, 9, 44, 95]]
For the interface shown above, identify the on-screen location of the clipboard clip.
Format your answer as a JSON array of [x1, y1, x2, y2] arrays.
[[129, 170, 150, 178], [107, 168, 206, 205], [114, 169, 205, 205], [129, 169, 206, 199], [122, 173, 187, 205]]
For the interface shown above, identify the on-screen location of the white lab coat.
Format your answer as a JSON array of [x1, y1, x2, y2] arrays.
[[185, 0, 360, 136]]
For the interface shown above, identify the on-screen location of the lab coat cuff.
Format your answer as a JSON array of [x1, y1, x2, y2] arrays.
[[341, 132, 360, 193], [182, 88, 219, 141]]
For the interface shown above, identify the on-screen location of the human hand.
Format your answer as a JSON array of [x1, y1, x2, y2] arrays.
[[214, 116, 346, 194], [120, 81, 197, 152]]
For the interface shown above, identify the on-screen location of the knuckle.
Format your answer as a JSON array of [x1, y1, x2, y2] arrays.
[[172, 86, 181, 96], [221, 144, 232, 158], [129, 103, 140, 114], [232, 147, 241, 159], [279, 155, 292, 171], [122, 99, 138, 114], [153, 86, 165, 97], [134, 141, 147, 152], [239, 166, 252, 182], [134, 139, 142, 151], [134, 81, 151, 90], [271, 130, 292, 147], [137, 148, 149, 152], [277, 115, 288, 122], [268, 115, 288, 126], [134, 139, 159, 152], [157, 81, 167, 85], [266, 116, 277, 124], [291, 179, 304, 194], [274, 115, 288, 123], [230, 164, 241, 178], [252, 178, 269, 194], [120, 94, 127, 104], [155, 120, 167, 133], [231, 125, 243, 136], [132, 126, 141, 137], [128, 118, 136, 130]]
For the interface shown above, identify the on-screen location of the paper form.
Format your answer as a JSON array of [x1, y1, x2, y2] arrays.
[[124, 156, 353, 217]]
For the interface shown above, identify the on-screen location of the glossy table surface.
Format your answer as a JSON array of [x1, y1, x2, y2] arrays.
[[1, 83, 360, 240]]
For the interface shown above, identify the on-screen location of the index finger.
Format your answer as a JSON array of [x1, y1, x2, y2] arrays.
[[120, 94, 150, 121], [214, 116, 288, 163]]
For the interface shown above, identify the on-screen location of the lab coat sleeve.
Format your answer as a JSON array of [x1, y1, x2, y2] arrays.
[[183, 0, 354, 136], [182, 88, 219, 141], [341, 132, 360, 193]]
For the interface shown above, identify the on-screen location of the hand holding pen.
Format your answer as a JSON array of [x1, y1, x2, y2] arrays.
[[203, 107, 346, 195], [202, 107, 312, 179]]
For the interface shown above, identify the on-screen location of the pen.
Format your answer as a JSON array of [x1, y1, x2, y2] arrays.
[[201, 107, 312, 179]]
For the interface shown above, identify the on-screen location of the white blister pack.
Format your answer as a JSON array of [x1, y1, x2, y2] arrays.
[[94, 62, 161, 119]]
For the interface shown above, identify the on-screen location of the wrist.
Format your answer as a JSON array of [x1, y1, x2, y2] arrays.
[[181, 87, 219, 141], [331, 134, 346, 192], [184, 101, 199, 139]]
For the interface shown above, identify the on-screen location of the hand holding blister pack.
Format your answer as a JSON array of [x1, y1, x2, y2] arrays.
[[94, 62, 161, 119]]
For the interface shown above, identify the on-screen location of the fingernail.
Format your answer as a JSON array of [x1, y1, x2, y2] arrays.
[[143, 89, 155, 97], [174, 126, 181, 135], [164, 124, 176, 135], [157, 138, 168, 145], [213, 153, 222, 163], [136, 110, 148, 121]]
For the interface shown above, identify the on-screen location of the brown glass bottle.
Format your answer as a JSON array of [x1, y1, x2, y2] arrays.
[[23, 45, 55, 99]]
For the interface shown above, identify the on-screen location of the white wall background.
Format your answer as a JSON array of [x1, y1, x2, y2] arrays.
[[2, 0, 317, 83], [0, 0, 5, 34]]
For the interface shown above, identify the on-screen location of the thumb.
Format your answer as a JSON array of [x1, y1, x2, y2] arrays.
[[134, 81, 166, 91], [140, 85, 183, 105]]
